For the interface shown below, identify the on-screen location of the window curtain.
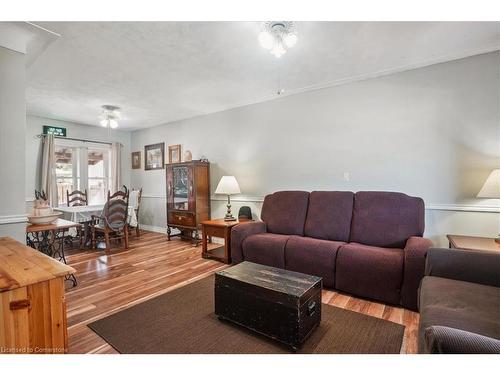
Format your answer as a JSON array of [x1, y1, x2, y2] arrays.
[[40, 134, 58, 207], [110, 142, 122, 193]]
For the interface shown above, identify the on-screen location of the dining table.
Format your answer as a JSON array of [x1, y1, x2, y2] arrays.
[[55, 204, 138, 247]]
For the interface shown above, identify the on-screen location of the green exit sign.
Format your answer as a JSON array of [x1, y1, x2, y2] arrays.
[[43, 125, 66, 137]]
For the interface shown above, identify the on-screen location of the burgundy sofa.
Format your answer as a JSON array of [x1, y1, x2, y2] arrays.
[[231, 191, 433, 310]]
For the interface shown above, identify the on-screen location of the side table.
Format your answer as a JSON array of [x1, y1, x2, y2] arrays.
[[201, 219, 240, 264], [447, 234, 500, 252]]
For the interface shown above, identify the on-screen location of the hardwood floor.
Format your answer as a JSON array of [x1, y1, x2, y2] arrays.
[[64, 230, 419, 354]]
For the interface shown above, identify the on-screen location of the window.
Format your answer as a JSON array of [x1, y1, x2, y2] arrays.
[[55, 146, 78, 206], [87, 148, 109, 205], [55, 140, 111, 206]]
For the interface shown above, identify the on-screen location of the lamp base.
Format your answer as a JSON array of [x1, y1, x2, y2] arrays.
[[224, 196, 236, 221]]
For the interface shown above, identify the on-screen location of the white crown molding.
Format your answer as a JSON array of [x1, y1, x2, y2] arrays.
[[136, 44, 500, 131], [0, 22, 59, 65], [0, 214, 28, 225], [140, 194, 500, 213]]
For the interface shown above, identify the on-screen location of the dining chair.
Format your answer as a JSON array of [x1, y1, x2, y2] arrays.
[[66, 189, 88, 207], [91, 187, 130, 254], [65, 189, 88, 249], [128, 188, 142, 237]]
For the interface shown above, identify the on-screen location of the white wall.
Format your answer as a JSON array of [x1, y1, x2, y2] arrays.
[[0, 46, 26, 241], [25, 115, 132, 205], [131, 52, 500, 247]]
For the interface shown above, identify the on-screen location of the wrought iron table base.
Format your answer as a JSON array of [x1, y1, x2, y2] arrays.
[[26, 229, 78, 287]]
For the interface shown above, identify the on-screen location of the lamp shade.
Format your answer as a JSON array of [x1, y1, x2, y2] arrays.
[[215, 176, 241, 195], [477, 169, 500, 198]]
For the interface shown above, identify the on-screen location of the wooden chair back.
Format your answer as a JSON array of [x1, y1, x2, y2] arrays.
[[67, 189, 88, 207], [108, 185, 129, 201], [103, 187, 129, 232]]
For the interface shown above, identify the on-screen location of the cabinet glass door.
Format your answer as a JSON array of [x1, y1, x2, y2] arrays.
[[172, 166, 189, 210]]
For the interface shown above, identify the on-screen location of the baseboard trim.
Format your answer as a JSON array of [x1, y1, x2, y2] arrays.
[[0, 214, 28, 225], [140, 224, 168, 234]]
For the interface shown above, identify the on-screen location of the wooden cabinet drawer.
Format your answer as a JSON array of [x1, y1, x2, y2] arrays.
[[168, 211, 196, 227], [204, 226, 226, 238]]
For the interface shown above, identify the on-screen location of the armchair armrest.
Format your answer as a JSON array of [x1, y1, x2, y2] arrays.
[[425, 247, 500, 287], [424, 325, 500, 354], [231, 221, 267, 263], [401, 236, 433, 310]]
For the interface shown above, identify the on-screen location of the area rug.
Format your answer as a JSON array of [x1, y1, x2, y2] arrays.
[[88, 275, 404, 354]]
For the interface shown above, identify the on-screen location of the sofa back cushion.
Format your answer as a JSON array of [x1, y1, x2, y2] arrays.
[[261, 191, 309, 236], [350, 191, 425, 248], [304, 191, 354, 242]]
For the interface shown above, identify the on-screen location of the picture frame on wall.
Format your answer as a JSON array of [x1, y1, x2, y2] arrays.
[[144, 143, 165, 170], [168, 144, 182, 164], [131, 151, 141, 169]]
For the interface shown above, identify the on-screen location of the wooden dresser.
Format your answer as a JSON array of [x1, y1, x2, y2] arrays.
[[0, 237, 75, 354], [166, 161, 210, 243]]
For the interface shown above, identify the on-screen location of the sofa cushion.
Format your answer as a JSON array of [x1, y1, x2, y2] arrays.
[[285, 236, 344, 288], [335, 242, 404, 305], [242, 233, 290, 268], [304, 191, 354, 242], [424, 325, 500, 354], [418, 276, 500, 353], [350, 191, 425, 248], [261, 191, 309, 236]]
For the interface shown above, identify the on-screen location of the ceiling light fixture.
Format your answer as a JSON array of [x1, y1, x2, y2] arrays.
[[99, 105, 121, 129], [258, 21, 297, 58]]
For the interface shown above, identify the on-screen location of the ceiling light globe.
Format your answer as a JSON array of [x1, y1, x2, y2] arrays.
[[271, 44, 286, 58], [284, 33, 297, 48], [100, 119, 108, 127], [258, 31, 274, 50], [109, 119, 118, 129]]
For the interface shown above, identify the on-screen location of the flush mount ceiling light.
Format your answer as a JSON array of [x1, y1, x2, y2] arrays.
[[99, 105, 121, 129], [258, 21, 297, 58]]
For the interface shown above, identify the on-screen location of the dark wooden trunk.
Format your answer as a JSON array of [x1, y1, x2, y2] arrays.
[[214, 262, 322, 350]]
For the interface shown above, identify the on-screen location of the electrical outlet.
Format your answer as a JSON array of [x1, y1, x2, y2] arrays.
[[343, 172, 350, 182]]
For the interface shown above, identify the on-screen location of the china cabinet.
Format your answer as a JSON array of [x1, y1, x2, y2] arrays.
[[166, 161, 210, 244]]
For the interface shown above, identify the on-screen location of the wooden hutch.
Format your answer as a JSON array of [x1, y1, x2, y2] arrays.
[[166, 161, 210, 244], [0, 237, 75, 354]]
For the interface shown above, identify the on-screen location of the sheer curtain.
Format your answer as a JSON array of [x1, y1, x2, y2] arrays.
[[110, 142, 122, 193], [40, 134, 58, 206]]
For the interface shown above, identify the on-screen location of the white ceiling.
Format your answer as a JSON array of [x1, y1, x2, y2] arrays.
[[26, 22, 500, 130]]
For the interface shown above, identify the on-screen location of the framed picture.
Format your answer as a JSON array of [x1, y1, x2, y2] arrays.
[[168, 144, 182, 164], [144, 143, 165, 170], [131, 151, 141, 169]]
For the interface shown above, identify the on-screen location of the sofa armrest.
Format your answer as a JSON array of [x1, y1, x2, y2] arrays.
[[424, 325, 500, 354], [425, 248, 500, 287], [401, 236, 433, 310], [230, 221, 267, 263]]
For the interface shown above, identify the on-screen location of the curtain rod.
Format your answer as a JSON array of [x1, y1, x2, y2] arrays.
[[37, 134, 113, 145]]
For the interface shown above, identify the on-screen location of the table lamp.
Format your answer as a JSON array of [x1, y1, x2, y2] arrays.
[[477, 169, 500, 243], [215, 176, 241, 221]]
